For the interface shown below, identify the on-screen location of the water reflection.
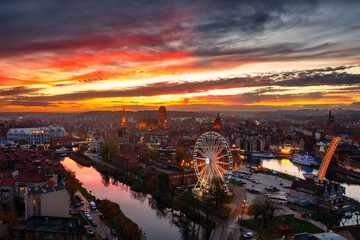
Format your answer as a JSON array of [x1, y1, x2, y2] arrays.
[[252, 157, 360, 202], [259, 158, 318, 178], [62, 157, 207, 240]]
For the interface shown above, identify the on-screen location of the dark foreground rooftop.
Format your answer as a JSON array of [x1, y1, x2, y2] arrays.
[[15, 216, 87, 235]]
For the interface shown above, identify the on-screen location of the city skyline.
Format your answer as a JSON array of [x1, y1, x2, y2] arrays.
[[0, 0, 360, 112]]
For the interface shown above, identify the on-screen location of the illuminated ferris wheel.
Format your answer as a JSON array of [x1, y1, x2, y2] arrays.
[[193, 131, 233, 193]]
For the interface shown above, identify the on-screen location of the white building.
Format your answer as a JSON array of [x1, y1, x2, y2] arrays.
[[89, 135, 105, 153], [7, 127, 65, 146]]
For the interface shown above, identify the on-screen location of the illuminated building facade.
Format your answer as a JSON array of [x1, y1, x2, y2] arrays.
[[7, 127, 65, 146], [136, 118, 158, 130], [121, 107, 126, 126], [214, 112, 223, 130]]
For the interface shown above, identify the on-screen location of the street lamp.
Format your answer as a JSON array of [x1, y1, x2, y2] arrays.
[[239, 199, 246, 235]]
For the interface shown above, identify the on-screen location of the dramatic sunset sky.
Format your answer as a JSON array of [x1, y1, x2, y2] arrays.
[[0, 0, 359, 112]]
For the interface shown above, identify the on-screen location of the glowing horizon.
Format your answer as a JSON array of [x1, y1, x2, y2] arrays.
[[0, 1, 359, 112]]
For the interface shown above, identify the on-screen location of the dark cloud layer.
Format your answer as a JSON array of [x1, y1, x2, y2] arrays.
[[0, 86, 42, 97], [1, 0, 359, 63]]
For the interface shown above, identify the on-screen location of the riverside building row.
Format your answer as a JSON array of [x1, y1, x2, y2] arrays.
[[7, 127, 65, 146]]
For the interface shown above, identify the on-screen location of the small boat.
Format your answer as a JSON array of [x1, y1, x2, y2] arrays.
[[55, 147, 68, 154], [292, 152, 315, 166], [251, 152, 275, 158]]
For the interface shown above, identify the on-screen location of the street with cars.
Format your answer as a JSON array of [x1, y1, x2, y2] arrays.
[[74, 192, 118, 239]]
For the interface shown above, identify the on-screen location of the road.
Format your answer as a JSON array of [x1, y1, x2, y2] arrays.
[[212, 183, 248, 240], [212, 167, 328, 239], [84, 151, 116, 169], [74, 191, 118, 240]]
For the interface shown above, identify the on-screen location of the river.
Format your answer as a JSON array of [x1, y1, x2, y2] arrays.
[[254, 157, 360, 202], [62, 157, 207, 240], [250, 157, 360, 226]]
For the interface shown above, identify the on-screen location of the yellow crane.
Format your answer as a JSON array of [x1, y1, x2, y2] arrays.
[[317, 137, 341, 181]]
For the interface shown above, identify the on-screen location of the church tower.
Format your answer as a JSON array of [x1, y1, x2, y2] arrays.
[[121, 107, 126, 126], [214, 112, 223, 130]]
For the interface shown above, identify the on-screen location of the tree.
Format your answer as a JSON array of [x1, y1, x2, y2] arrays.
[[147, 175, 157, 193], [175, 146, 183, 163], [99, 199, 118, 219], [123, 222, 140, 240], [138, 147, 149, 163], [65, 170, 81, 203], [148, 148, 159, 163], [209, 177, 229, 210], [173, 193, 187, 222], [252, 195, 281, 240], [173, 190, 196, 221], [101, 139, 120, 162], [156, 172, 169, 191]]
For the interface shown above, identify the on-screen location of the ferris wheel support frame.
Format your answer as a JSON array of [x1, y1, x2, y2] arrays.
[[193, 131, 233, 194]]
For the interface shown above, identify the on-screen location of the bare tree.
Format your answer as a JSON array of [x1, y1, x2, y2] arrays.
[[252, 195, 282, 240]]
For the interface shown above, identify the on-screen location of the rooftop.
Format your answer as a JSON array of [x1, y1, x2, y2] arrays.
[[312, 232, 347, 240], [15, 216, 87, 235], [26, 185, 64, 195]]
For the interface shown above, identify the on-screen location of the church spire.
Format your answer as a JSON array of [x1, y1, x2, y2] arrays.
[[121, 106, 126, 126]]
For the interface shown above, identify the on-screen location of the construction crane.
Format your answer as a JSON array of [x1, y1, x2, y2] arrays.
[[317, 137, 341, 181]]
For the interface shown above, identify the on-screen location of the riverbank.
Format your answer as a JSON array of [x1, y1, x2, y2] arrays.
[[69, 152, 214, 238], [79, 186, 142, 240]]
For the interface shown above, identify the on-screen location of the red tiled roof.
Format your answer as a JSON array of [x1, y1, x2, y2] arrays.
[[0, 178, 15, 186], [0, 147, 27, 162], [43, 180, 56, 188], [16, 170, 46, 182]]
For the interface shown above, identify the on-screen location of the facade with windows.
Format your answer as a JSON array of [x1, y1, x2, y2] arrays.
[[237, 136, 266, 152], [89, 135, 104, 153], [290, 178, 344, 206], [7, 127, 65, 146], [25, 185, 70, 219], [0, 178, 15, 204]]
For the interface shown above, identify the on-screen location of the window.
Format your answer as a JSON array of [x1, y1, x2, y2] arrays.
[[33, 199, 36, 205]]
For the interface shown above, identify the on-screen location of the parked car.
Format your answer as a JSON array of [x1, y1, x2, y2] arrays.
[[99, 213, 105, 219], [111, 229, 117, 235], [344, 211, 352, 218], [331, 206, 339, 211], [87, 229, 94, 235], [91, 220, 97, 227], [84, 225, 90, 230], [243, 232, 254, 238], [84, 212, 90, 218]]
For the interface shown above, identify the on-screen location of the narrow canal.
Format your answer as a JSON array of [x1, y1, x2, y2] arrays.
[[62, 157, 207, 240]]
